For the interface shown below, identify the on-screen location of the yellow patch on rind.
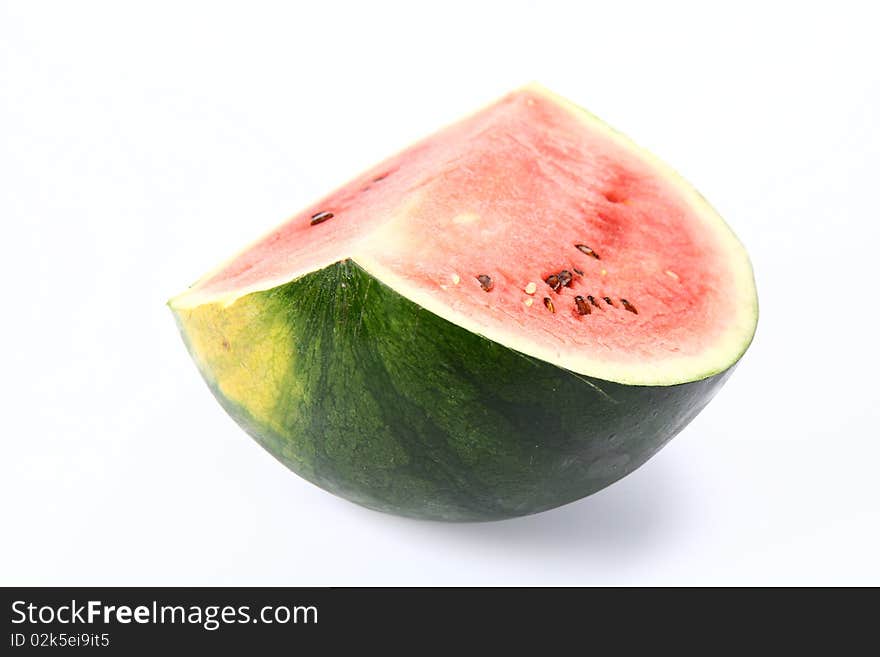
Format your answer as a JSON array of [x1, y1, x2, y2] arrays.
[[172, 295, 301, 435]]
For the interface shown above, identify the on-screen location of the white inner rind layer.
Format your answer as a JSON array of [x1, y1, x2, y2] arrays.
[[170, 84, 758, 387]]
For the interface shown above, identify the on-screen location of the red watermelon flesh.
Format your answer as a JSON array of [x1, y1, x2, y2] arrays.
[[174, 84, 756, 385]]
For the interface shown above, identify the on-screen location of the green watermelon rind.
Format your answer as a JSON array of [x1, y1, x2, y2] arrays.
[[172, 260, 736, 521]]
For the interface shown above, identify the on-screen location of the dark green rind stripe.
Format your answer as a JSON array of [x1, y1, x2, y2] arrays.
[[172, 260, 734, 521]]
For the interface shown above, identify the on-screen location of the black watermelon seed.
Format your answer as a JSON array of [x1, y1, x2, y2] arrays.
[[573, 267, 584, 276], [575, 296, 590, 316], [310, 211, 334, 225], [545, 274, 561, 292], [558, 270, 573, 287], [603, 296, 614, 306], [477, 274, 493, 292], [621, 299, 638, 314], [587, 295, 601, 308], [575, 244, 600, 259], [543, 297, 555, 313]]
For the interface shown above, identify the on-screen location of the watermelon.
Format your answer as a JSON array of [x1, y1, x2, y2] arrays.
[[169, 84, 758, 521]]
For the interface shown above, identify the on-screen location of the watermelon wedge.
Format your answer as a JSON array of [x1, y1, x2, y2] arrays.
[[170, 84, 758, 521]]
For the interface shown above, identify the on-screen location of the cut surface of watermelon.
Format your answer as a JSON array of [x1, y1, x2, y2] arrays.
[[171, 85, 756, 386]]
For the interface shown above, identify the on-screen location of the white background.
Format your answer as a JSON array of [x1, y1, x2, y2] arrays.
[[2, 0, 878, 585]]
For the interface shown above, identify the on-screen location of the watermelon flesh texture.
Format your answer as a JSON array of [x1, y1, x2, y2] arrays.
[[170, 85, 757, 520]]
